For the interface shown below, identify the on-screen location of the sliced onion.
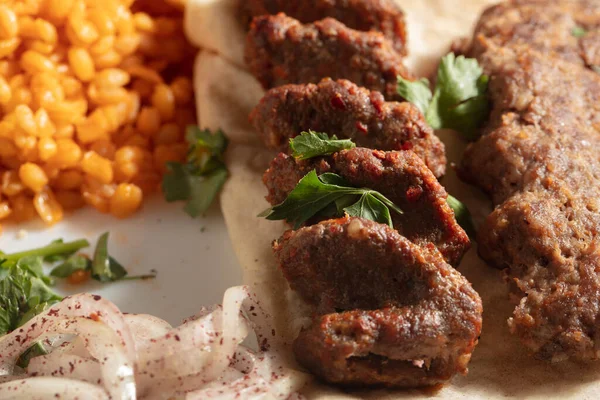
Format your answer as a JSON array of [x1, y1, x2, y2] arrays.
[[0, 286, 306, 399], [124, 314, 172, 345], [0, 315, 135, 399], [27, 354, 102, 385], [0, 377, 109, 399]]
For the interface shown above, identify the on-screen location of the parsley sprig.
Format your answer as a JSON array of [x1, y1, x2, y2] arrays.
[[259, 170, 402, 229], [397, 53, 489, 140], [162, 127, 229, 217], [290, 131, 355, 160], [0, 234, 155, 335], [447, 195, 477, 239]]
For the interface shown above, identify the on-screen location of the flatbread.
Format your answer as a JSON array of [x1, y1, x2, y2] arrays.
[[190, 1, 600, 398]]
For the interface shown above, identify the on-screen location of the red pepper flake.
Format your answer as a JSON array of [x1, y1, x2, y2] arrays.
[[401, 141, 414, 151], [406, 186, 423, 202], [355, 121, 368, 134], [89, 312, 100, 322], [330, 93, 346, 110]]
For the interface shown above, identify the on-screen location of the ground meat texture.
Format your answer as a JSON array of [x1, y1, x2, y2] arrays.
[[273, 217, 482, 387], [245, 14, 412, 101], [470, 0, 600, 69], [250, 79, 446, 178], [460, 4, 600, 361], [239, 0, 408, 55], [263, 148, 469, 266]]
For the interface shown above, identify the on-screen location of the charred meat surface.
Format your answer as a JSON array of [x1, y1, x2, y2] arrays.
[[239, 0, 408, 55], [274, 217, 482, 387], [461, 1, 600, 361], [470, 0, 600, 69], [250, 79, 446, 177], [245, 14, 412, 101], [264, 148, 469, 266]]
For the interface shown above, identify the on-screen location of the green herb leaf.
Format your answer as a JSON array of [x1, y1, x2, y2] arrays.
[[186, 127, 228, 158], [1, 239, 90, 265], [426, 53, 489, 140], [572, 26, 587, 38], [259, 170, 402, 229], [289, 131, 356, 160], [447, 195, 477, 239], [17, 341, 48, 368], [50, 254, 91, 278], [397, 53, 489, 141], [43, 239, 74, 263], [162, 127, 229, 217], [162, 162, 191, 202], [396, 77, 432, 115], [91, 232, 111, 282], [91, 233, 128, 282], [0, 264, 62, 336], [183, 167, 228, 217], [90, 232, 154, 282], [344, 193, 393, 227]]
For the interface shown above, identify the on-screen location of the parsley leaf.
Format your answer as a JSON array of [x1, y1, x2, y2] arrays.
[[344, 193, 393, 227], [50, 254, 91, 278], [259, 170, 402, 229], [397, 53, 489, 140], [396, 78, 432, 115], [183, 168, 228, 218], [91, 232, 156, 282], [0, 264, 62, 336], [572, 26, 587, 38], [447, 195, 477, 239], [162, 127, 229, 217], [289, 131, 356, 160], [17, 342, 48, 368]]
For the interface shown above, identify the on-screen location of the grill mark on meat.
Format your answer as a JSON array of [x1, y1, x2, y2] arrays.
[[263, 147, 469, 266], [244, 13, 412, 101], [274, 217, 482, 387], [250, 78, 446, 178], [239, 0, 408, 55], [461, 0, 600, 361]]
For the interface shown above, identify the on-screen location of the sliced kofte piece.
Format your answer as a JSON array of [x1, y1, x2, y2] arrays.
[[239, 0, 408, 55], [273, 217, 483, 387], [245, 14, 412, 101], [263, 147, 469, 266], [250, 79, 446, 177]]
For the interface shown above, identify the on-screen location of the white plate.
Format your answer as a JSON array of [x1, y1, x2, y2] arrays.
[[0, 196, 242, 326]]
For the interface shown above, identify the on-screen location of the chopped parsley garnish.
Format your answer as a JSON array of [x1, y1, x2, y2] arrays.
[[162, 126, 229, 217], [290, 131, 356, 160], [447, 195, 477, 239], [259, 170, 402, 229], [0, 262, 62, 336], [0, 233, 155, 338], [91, 232, 156, 282], [572, 26, 587, 38], [397, 53, 489, 140]]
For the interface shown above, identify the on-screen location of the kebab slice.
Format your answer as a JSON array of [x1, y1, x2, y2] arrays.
[[239, 0, 408, 55], [245, 13, 412, 101], [263, 147, 470, 266], [251, 78, 446, 178], [274, 217, 483, 387]]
